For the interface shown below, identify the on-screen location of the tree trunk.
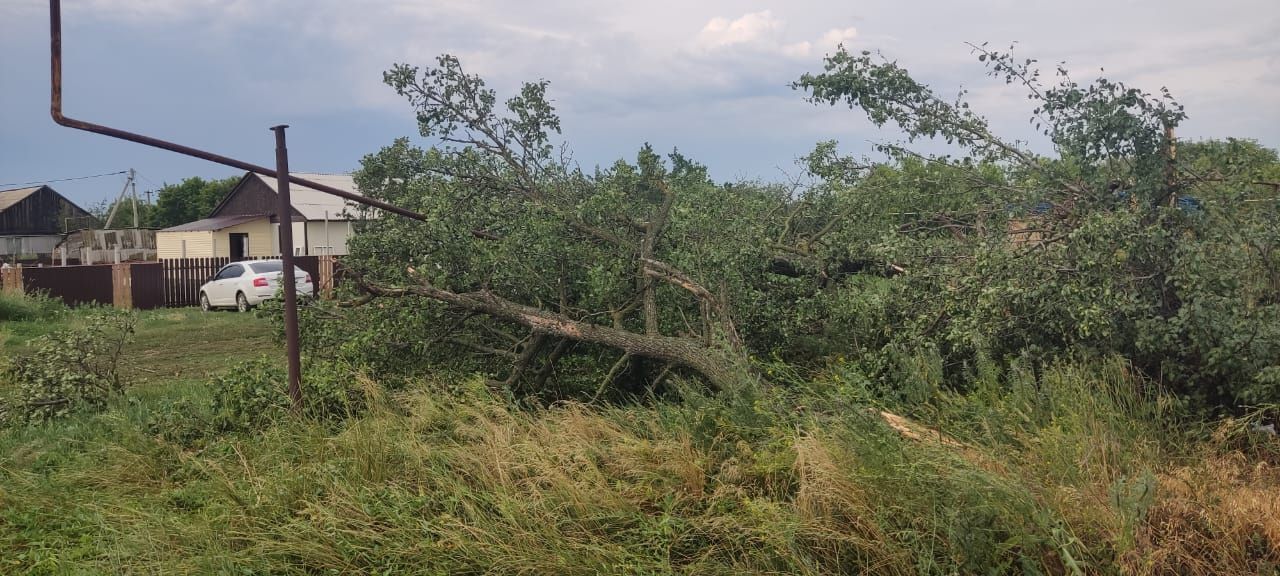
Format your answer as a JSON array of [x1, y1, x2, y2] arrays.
[[364, 280, 749, 391]]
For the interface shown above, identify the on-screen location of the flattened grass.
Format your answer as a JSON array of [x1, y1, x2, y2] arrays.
[[1, 312, 1277, 574]]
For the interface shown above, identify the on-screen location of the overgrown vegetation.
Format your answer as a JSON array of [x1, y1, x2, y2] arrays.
[[295, 46, 1280, 415], [3, 44, 1279, 574], [0, 291, 65, 323], [1, 333, 1277, 573], [210, 356, 366, 432], [1, 310, 135, 424]]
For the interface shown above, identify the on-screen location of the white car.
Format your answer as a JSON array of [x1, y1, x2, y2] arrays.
[[200, 259, 315, 312]]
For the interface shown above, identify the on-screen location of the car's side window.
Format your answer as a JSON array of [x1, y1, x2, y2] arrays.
[[216, 265, 244, 280]]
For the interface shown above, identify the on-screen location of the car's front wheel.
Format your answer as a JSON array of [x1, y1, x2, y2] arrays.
[[236, 292, 250, 313], [200, 292, 212, 313]]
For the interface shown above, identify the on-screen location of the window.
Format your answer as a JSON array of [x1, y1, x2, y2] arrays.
[[249, 261, 282, 273], [218, 264, 244, 279]]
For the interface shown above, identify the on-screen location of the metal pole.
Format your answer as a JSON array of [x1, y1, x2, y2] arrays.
[[273, 125, 303, 412]]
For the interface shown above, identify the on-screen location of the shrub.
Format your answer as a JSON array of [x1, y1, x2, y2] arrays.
[[211, 356, 366, 432], [1, 310, 136, 424]]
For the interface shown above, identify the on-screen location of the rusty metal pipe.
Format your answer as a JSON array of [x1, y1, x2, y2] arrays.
[[48, 0, 436, 412], [48, 0, 428, 223]]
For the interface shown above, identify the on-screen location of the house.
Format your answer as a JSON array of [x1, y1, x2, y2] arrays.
[[0, 185, 97, 261], [156, 172, 368, 259]]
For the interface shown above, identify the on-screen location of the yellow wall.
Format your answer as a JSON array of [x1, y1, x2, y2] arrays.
[[156, 231, 213, 259], [212, 218, 275, 258], [157, 218, 275, 259]]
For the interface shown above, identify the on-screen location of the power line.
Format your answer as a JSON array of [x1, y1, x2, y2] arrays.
[[0, 170, 128, 188]]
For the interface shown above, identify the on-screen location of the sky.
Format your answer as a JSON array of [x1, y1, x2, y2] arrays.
[[1, 0, 1278, 209]]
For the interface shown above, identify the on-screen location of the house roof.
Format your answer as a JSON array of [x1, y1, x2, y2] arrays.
[[0, 186, 43, 213], [160, 214, 264, 232], [258, 173, 366, 221]]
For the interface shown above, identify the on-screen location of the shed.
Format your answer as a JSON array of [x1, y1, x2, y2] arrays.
[[156, 214, 272, 260], [0, 185, 97, 259]]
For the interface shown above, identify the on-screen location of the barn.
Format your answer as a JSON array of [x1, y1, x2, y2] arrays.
[[0, 185, 96, 261], [156, 172, 367, 259]]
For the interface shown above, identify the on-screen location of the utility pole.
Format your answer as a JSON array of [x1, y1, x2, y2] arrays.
[[273, 126, 304, 412], [103, 168, 135, 229], [129, 168, 139, 227]]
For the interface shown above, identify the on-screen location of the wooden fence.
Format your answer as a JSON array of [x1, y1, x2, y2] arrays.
[[1, 256, 337, 310]]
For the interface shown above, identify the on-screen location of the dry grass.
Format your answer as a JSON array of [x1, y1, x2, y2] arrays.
[[2, 345, 1278, 574], [1129, 447, 1280, 574]]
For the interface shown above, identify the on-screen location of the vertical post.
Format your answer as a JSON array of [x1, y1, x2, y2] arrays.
[[273, 125, 303, 412]]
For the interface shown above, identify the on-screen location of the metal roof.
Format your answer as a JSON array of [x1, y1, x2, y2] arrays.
[[160, 214, 265, 232], [258, 173, 369, 221], [0, 186, 43, 213]]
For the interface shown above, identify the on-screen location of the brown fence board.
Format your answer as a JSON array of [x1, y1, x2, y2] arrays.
[[130, 262, 165, 310], [21, 265, 114, 307], [3, 257, 339, 310], [162, 257, 227, 308]]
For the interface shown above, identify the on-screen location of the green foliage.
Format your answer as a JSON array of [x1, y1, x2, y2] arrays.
[[88, 196, 157, 229], [211, 356, 366, 431], [1, 310, 135, 424], [792, 46, 1280, 410], [292, 48, 1280, 412], [315, 56, 797, 395], [0, 291, 65, 322], [150, 176, 239, 228]]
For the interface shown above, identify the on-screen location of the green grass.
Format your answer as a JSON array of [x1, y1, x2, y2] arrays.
[[123, 308, 278, 386], [0, 309, 1277, 574], [2, 306, 277, 386]]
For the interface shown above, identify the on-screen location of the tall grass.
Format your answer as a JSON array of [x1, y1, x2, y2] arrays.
[[1, 358, 1277, 574], [0, 291, 64, 323]]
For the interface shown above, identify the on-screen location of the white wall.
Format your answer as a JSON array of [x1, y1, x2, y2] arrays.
[[270, 221, 310, 256], [304, 220, 354, 255]]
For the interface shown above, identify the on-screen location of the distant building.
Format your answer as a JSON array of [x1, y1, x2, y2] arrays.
[[156, 172, 368, 259], [56, 228, 158, 264], [0, 185, 96, 260]]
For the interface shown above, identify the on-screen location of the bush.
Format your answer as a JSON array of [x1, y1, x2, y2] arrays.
[[0, 291, 66, 322], [211, 356, 366, 432], [0, 310, 136, 424]]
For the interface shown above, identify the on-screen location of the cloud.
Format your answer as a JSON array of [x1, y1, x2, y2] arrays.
[[820, 27, 858, 49], [782, 41, 812, 58], [696, 10, 783, 49], [2, 0, 1276, 194], [691, 12, 862, 63], [78, 0, 257, 24]]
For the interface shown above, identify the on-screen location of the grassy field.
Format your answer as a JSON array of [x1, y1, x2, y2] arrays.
[[1, 301, 1278, 574], [1, 305, 277, 385]]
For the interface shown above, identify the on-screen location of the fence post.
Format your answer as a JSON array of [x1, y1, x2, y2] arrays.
[[319, 255, 334, 299], [1, 265, 23, 296], [112, 263, 133, 309]]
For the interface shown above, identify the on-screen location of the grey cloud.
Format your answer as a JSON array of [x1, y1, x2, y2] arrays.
[[2, 0, 1276, 191]]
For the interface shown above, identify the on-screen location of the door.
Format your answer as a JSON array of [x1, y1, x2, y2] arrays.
[[208, 263, 245, 305], [229, 233, 249, 261]]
